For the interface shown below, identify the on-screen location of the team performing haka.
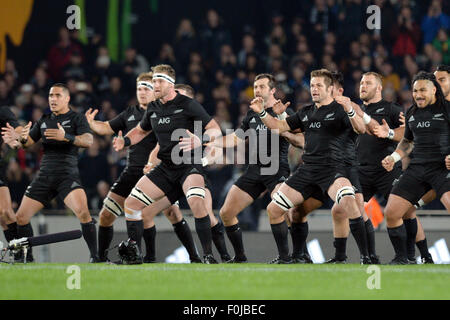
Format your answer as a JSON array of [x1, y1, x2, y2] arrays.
[[112, 64, 226, 264], [1, 84, 98, 262], [86, 73, 229, 263]]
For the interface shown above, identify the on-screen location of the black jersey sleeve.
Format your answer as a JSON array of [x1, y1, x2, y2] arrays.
[[390, 104, 403, 129], [285, 110, 305, 131], [185, 99, 212, 130], [108, 110, 127, 134], [75, 113, 92, 135], [0, 107, 20, 128], [139, 107, 153, 132], [238, 111, 251, 131], [29, 119, 42, 142]]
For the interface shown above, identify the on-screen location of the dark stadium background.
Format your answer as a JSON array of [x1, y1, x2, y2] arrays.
[[1, 1, 449, 263]]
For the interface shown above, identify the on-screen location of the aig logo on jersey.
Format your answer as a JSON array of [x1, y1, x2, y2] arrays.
[[158, 117, 171, 125], [416, 121, 430, 128], [309, 122, 321, 129], [256, 124, 267, 131]]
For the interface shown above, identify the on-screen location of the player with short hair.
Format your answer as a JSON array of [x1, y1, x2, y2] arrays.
[[381, 71, 450, 264], [203, 73, 301, 263], [113, 64, 222, 263], [2, 84, 98, 262], [249, 69, 366, 263]]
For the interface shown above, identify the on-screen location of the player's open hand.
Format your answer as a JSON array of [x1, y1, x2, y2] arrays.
[[373, 119, 390, 138], [44, 123, 66, 141], [273, 99, 291, 115], [112, 130, 125, 151], [381, 155, 395, 172], [178, 130, 202, 151], [85, 108, 98, 124], [1, 122, 20, 145], [249, 97, 264, 114]]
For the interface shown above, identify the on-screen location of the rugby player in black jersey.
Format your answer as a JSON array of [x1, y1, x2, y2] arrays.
[[382, 71, 450, 264], [287, 71, 373, 264], [141, 83, 230, 263], [0, 106, 24, 258], [202, 73, 301, 263], [113, 64, 222, 263], [2, 84, 98, 262], [249, 69, 366, 263], [359, 71, 433, 264]]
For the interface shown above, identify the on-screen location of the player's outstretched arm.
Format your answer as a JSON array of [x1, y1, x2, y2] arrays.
[[44, 123, 93, 148], [372, 119, 405, 142], [85, 108, 114, 135], [281, 131, 304, 148], [113, 124, 150, 152], [335, 97, 366, 134], [143, 143, 161, 174]]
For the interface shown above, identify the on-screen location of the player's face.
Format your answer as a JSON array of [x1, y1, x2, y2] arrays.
[[48, 87, 70, 113], [359, 75, 378, 101], [152, 77, 172, 100], [413, 80, 436, 108], [253, 78, 273, 103], [434, 71, 450, 98], [137, 86, 154, 105], [310, 77, 332, 103]]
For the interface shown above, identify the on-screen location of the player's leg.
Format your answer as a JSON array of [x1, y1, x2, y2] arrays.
[[290, 196, 322, 263], [328, 202, 349, 263], [205, 188, 230, 262], [439, 191, 450, 211], [182, 173, 216, 263], [267, 183, 305, 263], [161, 201, 202, 263], [97, 191, 124, 261], [15, 196, 45, 262], [219, 185, 254, 263], [328, 177, 369, 260], [0, 186, 18, 243], [63, 188, 99, 262], [402, 206, 420, 263]]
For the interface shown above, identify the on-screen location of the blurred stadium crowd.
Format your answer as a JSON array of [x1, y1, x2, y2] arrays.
[[0, 0, 449, 227]]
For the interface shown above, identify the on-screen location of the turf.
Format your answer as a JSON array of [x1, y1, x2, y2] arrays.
[[1, 263, 449, 300]]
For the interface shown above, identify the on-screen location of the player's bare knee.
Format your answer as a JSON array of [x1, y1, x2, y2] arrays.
[[76, 209, 92, 223], [16, 212, 30, 226], [267, 202, 286, 220], [187, 197, 205, 215], [99, 210, 115, 226]]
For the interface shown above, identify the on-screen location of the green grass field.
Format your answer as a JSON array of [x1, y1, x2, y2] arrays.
[[1, 263, 449, 300]]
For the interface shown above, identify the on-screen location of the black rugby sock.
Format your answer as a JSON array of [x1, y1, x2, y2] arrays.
[[126, 220, 144, 251], [387, 224, 408, 260], [290, 221, 309, 257], [270, 221, 290, 260], [143, 226, 156, 260], [403, 218, 418, 260], [211, 220, 230, 259], [195, 215, 213, 255], [225, 223, 246, 259], [364, 219, 377, 257], [98, 225, 114, 260], [17, 223, 34, 258], [4, 222, 18, 242], [416, 239, 431, 258], [350, 216, 369, 256], [333, 237, 347, 260], [173, 219, 199, 259], [81, 220, 98, 259]]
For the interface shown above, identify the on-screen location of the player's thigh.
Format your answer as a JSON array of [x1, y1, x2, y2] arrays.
[[127, 175, 167, 210], [63, 188, 92, 222], [440, 191, 450, 212], [16, 196, 44, 225], [0, 187, 15, 223], [143, 196, 172, 221], [220, 185, 254, 218], [384, 194, 414, 226]]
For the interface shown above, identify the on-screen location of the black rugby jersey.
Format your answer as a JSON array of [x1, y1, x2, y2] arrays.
[[286, 101, 353, 166], [29, 109, 91, 175], [237, 107, 293, 172], [109, 105, 157, 168], [356, 100, 402, 166], [404, 101, 450, 164], [139, 93, 212, 167]]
